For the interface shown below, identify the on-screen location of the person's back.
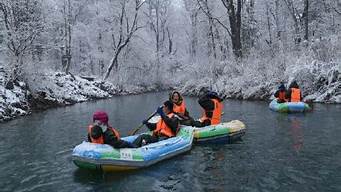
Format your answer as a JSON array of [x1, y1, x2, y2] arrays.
[[286, 81, 302, 102], [192, 91, 223, 127], [274, 83, 287, 103], [88, 125, 104, 144]]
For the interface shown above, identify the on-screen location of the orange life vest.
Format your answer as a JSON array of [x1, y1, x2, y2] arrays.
[[88, 125, 120, 144], [154, 113, 178, 137], [291, 88, 301, 102], [277, 91, 287, 102], [200, 99, 223, 125], [173, 101, 186, 115]]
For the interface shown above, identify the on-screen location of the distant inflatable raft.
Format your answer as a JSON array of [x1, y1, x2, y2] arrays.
[[72, 127, 194, 172], [269, 99, 311, 113], [192, 120, 246, 144]]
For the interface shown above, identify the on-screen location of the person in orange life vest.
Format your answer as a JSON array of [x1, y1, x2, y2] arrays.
[[191, 90, 223, 127], [274, 83, 287, 103], [286, 81, 303, 102], [132, 100, 179, 147], [169, 91, 190, 120], [88, 111, 136, 148]]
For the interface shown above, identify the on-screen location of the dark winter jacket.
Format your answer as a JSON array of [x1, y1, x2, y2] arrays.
[[88, 127, 135, 148], [286, 81, 303, 101], [198, 93, 223, 119]]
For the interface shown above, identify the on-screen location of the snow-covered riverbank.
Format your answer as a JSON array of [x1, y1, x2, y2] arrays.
[[1, 58, 340, 123], [179, 59, 341, 103], [0, 71, 160, 122], [0, 68, 31, 122]]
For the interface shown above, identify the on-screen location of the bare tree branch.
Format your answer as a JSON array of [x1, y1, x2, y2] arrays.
[[103, 0, 145, 80], [196, 0, 232, 37], [334, 8, 341, 15]]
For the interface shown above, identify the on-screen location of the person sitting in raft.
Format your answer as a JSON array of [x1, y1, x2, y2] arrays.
[[132, 100, 179, 147], [88, 111, 136, 148], [191, 90, 223, 127], [274, 83, 287, 103], [286, 81, 303, 102], [169, 91, 191, 123]]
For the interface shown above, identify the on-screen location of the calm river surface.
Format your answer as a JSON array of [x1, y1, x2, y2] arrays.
[[0, 92, 340, 192]]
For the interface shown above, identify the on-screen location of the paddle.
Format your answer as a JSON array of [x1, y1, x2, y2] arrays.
[[128, 110, 158, 136]]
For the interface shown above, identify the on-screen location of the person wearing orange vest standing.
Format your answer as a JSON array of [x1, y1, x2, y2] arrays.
[[191, 90, 223, 127], [88, 110, 136, 148], [274, 83, 287, 103], [286, 81, 303, 102], [169, 91, 190, 121], [132, 101, 179, 147]]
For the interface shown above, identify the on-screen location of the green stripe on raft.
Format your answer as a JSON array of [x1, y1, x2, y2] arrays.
[[193, 120, 246, 140]]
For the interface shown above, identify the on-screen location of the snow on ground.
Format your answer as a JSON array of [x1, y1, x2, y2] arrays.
[[26, 72, 163, 109], [0, 67, 30, 122], [179, 57, 341, 103], [1, 52, 340, 122], [0, 71, 160, 122]]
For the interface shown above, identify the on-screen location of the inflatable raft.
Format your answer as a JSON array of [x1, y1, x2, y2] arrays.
[[192, 120, 246, 144], [269, 99, 311, 113], [72, 126, 194, 171]]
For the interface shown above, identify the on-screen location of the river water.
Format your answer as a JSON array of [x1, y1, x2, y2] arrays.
[[0, 92, 340, 192]]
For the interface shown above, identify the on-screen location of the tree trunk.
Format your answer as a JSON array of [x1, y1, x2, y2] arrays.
[[221, 0, 242, 58], [202, 0, 217, 59], [228, 0, 242, 58], [167, 28, 172, 54], [266, 2, 272, 45], [303, 0, 309, 41], [63, 0, 72, 74], [104, 51, 119, 81], [275, 0, 281, 39], [190, 10, 198, 58]]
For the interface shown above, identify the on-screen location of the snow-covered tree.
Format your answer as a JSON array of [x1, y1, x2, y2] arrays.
[[0, 0, 43, 81], [103, 0, 145, 81]]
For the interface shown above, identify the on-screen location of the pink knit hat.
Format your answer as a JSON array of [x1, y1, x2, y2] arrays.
[[93, 111, 109, 125]]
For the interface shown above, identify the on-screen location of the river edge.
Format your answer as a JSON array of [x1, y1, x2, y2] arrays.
[[0, 71, 166, 122], [1, 62, 340, 123]]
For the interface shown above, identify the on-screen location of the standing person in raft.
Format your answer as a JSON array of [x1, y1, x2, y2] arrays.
[[191, 89, 223, 127], [169, 91, 191, 124], [132, 100, 179, 147], [274, 83, 287, 103], [286, 81, 303, 102], [88, 111, 136, 148]]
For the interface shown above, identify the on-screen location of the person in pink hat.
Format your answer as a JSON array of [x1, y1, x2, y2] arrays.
[[87, 110, 135, 148]]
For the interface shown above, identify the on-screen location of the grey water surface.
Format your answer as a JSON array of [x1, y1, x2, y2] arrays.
[[0, 92, 340, 192]]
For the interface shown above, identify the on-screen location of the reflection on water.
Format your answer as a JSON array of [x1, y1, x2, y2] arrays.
[[288, 115, 304, 153], [0, 92, 340, 192]]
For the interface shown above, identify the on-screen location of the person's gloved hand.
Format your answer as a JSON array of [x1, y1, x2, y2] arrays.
[[142, 119, 149, 125], [156, 106, 165, 117]]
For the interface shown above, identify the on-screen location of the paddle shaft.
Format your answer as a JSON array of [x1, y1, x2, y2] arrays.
[[129, 111, 158, 136]]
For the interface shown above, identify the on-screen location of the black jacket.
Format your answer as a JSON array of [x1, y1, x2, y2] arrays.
[[274, 90, 286, 98], [88, 126, 134, 148], [286, 81, 302, 101], [198, 94, 223, 119]]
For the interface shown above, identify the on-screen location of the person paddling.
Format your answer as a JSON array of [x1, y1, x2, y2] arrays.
[[286, 81, 303, 102], [274, 83, 287, 103], [191, 90, 223, 127], [88, 111, 135, 148], [132, 101, 179, 147]]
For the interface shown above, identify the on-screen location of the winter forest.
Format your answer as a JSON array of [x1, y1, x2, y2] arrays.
[[0, 0, 341, 121]]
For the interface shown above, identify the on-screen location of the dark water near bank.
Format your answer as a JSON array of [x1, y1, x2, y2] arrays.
[[0, 92, 340, 192]]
